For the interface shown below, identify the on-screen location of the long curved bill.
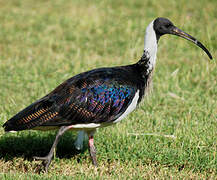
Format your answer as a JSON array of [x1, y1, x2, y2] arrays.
[[171, 27, 213, 60]]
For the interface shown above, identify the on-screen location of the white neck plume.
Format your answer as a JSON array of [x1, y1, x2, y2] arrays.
[[143, 20, 158, 72]]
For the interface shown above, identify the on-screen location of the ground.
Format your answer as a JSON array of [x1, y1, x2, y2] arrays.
[[0, 0, 216, 179]]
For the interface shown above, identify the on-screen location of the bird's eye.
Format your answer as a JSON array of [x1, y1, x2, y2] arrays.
[[165, 24, 171, 28]]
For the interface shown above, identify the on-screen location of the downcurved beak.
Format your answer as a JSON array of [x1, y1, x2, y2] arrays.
[[170, 26, 213, 60]]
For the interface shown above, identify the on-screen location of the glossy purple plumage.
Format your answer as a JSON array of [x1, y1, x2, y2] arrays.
[[3, 63, 150, 132]]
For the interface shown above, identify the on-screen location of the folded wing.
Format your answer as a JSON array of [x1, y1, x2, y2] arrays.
[[3, 67, 137, 131]]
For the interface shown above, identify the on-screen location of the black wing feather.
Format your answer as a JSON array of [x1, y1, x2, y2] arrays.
[[3, 65, 142, 131]]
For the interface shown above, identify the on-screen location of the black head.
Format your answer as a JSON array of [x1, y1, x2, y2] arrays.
[[153, 17, 212, 59], [153, 17, 174, 38]]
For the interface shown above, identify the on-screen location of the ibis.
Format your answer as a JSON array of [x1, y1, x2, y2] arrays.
[[3, 17, 212, 172]]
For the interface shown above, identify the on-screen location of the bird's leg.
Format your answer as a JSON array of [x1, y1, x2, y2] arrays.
[[74, 130, 87, 150], [87, 130, 97, 166], [33, 126, 70, 172]]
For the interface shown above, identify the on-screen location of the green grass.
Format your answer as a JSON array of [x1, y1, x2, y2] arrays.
[[0, 0, 216, 179]]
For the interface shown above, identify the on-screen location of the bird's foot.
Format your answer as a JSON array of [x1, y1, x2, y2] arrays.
[[33, 126, 70, 173], [33, 154, 53, 172]]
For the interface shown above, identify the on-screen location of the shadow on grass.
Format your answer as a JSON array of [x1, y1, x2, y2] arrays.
[[0, 131, 88, 162]]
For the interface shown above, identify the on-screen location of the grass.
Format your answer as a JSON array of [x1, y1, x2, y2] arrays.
[[0, 0, 216, 179]]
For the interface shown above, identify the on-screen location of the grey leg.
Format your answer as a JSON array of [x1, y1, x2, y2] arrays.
[[87, 130, 97, 166], [33, 126, 70, 172], [74, 130, 87, 150]]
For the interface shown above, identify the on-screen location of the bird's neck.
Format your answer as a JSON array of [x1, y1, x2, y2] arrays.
[[137, 20, 158, 76]]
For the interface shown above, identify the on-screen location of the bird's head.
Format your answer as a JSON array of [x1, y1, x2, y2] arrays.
[[152, 17, 212, 59]]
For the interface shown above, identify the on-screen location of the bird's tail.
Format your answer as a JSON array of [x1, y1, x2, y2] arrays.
[[3, 98, 58, 132]]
